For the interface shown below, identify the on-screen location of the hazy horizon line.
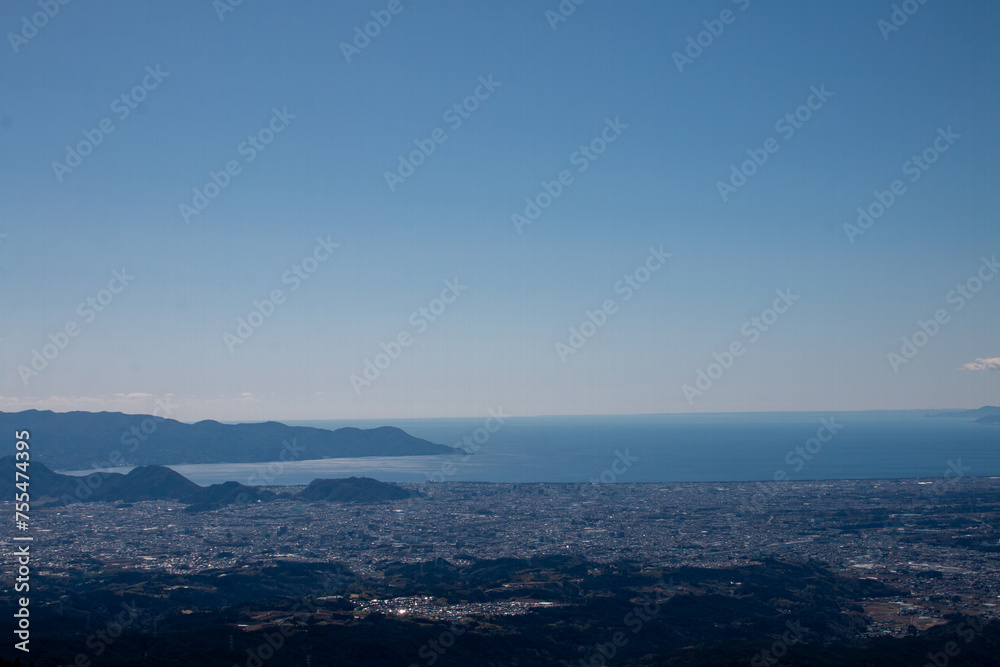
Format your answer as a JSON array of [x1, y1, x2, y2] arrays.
[[3, 405, 996, 425]]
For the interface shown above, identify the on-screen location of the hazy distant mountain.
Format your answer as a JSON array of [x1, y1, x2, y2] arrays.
[[0, 410, 452, 469], [1, 455, 417, 511], [974, 414, 1000, 425], [928, 406, 1000, 419], [297, 476, 422, 503]]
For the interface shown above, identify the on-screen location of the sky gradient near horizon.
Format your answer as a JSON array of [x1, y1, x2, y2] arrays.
[[1, 0, 999, 422]]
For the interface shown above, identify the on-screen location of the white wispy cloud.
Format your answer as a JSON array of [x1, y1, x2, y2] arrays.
[[959, 357, 1000, 371]]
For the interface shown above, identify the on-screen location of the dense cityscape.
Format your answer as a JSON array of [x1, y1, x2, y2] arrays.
[[5, 475, 998, 640]]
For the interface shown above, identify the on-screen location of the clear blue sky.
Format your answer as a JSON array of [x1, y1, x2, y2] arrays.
[[2, 0, 998, 421]]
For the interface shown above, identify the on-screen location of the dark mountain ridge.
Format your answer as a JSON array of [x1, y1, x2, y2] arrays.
[[0, 409, 452, 468], [298, 476, 420, 503], [2, 455, 418, 511]]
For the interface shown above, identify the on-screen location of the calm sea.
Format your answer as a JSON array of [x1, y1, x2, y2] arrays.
[[85, 411, 1000, 487]]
